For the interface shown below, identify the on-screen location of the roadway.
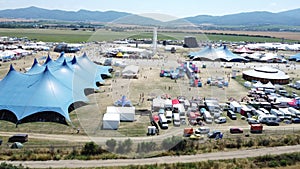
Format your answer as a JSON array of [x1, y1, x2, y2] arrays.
[[2, 144, 300, 168]]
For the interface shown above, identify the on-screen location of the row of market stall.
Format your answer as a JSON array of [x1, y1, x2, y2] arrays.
[[189, 45, 300, 63]]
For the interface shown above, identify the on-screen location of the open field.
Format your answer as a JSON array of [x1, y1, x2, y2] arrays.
[[0, 28, 299, 43], [0, 43, 299, 139], [201, 30, 300, 41]]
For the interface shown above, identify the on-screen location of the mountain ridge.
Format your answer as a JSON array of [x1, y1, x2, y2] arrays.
[[1, 6, 300, 26]]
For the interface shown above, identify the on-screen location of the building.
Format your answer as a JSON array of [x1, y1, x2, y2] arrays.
[[184, 36, 198, 48]]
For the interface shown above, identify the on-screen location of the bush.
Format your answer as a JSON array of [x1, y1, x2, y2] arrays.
[[0, 162, 25, 169], [81, 142, 105, 156], [268, 160, 279, 167], [280, 159, 287, 166], [106, 139, 117, 152]]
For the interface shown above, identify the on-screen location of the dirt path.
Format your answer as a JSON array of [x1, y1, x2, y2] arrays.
[[2, 144, 300, 168]]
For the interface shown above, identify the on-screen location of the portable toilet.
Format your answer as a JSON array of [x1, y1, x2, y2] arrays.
[[198, 81, 202, 87], [207, 78, 211, 84]]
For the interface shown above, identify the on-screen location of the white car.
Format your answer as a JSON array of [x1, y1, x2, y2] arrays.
[[214, 117, 227, 124], [195, 126, 210, 134]]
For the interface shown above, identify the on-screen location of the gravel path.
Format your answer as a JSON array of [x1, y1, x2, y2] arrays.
[[2, 144, 300, 168]]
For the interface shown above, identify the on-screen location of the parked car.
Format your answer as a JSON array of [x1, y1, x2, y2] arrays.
[[227, 110, 237, 120], [195, 126, 210, 134], [292, 117, 300, 123], [207, 130, 223, 139], [229, 127, 244, 134], [8, 134, 28, 143], [247, 118, 260, 125], [265, 121, 280, 126], [214, 117, 227, 124], [189, 133, 204, 140]]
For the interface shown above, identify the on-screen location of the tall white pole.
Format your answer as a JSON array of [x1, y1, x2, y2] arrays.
[[153, 27, 157, 55]]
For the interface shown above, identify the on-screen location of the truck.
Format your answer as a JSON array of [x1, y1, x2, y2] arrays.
[[183, 128, 193, 137], [250, 124, 263, 133], [173, 113, 180, 127], [240, 105, 252, 116], [230, 101, 242, 113], [159, 114, 168, 129]]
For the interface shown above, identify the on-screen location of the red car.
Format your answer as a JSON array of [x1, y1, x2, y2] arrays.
[[229, 127, 243, 134]]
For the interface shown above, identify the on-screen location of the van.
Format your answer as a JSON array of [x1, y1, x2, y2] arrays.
[[270, 109, 284, 121], [259, 108, 270, 115], [288, 107, 300, 117], [195, 126, 210, 134], [173, 113, 180, 127], [258, 114, 277, 124], [203, 111, 213, 124], [279, 108, 292, 120], [254, 110, 265, 117], [165, 111, 172, 123], [8, 134, 28, 143], [227, 110, 237, 120], [159, 114, 168, 129]]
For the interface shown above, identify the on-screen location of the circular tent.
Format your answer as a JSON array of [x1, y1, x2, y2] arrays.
[[242, 66, 289, 84]]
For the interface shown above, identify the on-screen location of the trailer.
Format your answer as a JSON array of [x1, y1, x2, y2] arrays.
[[230, 101, 242, 113]]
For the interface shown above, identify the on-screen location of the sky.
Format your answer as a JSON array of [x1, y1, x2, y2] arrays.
[[0, 0, 299, 20]]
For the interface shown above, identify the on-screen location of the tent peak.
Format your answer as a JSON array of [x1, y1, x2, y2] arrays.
[[71, 56, 77, 64], [62, 59, 68, 66], [9, 64, 16, 72], [44, 55, 52, 65]]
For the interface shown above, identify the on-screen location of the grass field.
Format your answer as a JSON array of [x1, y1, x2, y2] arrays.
[[0, 28, 297, 43]]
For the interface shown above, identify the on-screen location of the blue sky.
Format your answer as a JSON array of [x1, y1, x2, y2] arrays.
[[0, 0, 299, 19]]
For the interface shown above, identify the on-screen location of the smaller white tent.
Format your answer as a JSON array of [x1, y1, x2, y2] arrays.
[[152, 97, 165, 111], [264, 81, 275, 89], [106, 106, 135, 122], [103, 113, 120, 130], [244, 81, 251, 88], [253, 81, 264, 88], [122, 65, 139, 78]]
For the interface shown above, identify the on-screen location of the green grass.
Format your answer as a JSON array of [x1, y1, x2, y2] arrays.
[[0, 28, 294, 43]]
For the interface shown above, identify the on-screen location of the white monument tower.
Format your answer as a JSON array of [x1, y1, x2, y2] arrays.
[[153, 27, 157, 55]]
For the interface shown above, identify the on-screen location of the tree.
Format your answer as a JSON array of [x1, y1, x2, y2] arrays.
[[123, 138, 133, 153], [81, 142, 99, 155], [106, 139, 117, 152]]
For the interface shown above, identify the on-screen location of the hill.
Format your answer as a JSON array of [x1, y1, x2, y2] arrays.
[[1, 6, 300, 26], [183, 10, 300, 26], [0, 6, 162, 24]]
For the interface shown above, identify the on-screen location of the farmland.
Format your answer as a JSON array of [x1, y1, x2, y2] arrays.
[[0, 28, 299, 43]]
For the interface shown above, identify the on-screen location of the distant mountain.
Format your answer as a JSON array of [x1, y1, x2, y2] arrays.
[[183, 10, 300, 26], [0, 6, 161, 24], [1, 6, 300, 26]]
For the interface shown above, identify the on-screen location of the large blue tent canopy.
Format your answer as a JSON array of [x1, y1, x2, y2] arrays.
[[289, 53, 300, 62], [0, 53, 111, 125]]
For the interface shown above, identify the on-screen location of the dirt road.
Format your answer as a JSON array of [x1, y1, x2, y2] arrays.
[[2, 144, 300, 168]]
